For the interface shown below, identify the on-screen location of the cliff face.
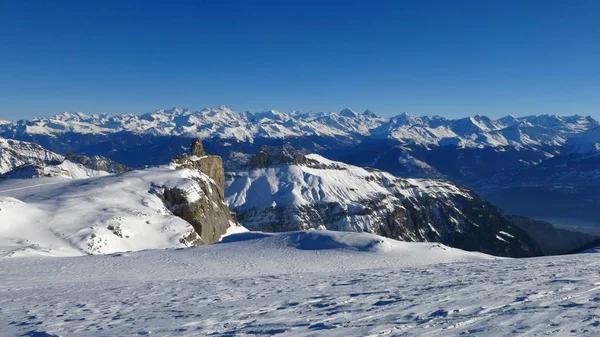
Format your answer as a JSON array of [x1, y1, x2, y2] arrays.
[[165, 138, 240, 244], [160, 173, 234, 245], [173, 139, 225, 198]]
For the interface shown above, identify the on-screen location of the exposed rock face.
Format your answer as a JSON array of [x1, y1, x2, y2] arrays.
[[160, 178, 234, 245], [174, 154, 225, 198], [163, 139, 240, 244], [246, 144, 346, 170], [65, 153, 130, 174], [191, 137, 205, 157]]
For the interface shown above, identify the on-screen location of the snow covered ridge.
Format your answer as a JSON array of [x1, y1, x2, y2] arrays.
[[0, 165, 244, 257], [2, 106, 599, 149], [0, 136, 64, 174], [225, 150, 542, 257], [0, 159, 111, 179], [0, 136, 128, 177]]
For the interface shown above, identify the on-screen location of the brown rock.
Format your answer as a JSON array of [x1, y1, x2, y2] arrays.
[[191, 138, 205, 157]]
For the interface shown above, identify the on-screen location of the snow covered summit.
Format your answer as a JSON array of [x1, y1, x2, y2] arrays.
[[226, 146, 542, 257]]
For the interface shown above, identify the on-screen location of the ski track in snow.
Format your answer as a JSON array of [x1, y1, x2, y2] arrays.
[[0, 180, 69, 194], [1, 239, 600, 336]]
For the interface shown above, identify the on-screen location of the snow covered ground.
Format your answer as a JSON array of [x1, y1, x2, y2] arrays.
[[0, 165, 238, 257], [1, 230, 599, 337]]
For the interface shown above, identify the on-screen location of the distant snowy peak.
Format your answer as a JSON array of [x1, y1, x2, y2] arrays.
[[1, 107, 598, 150], [362, 109, 377, 118], [565, 126, 600, 154], [339, 107, 360, 118]]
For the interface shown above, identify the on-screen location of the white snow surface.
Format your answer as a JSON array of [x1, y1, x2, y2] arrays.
[[1, 230, 600, 336], [227, 154, 469, 210], [0, 165, 238, 257], [226, 154, 471, 231], [2, 107, 599, 149]]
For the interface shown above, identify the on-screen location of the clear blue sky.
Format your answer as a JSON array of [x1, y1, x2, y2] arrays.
[[0, 0, 599, 120]]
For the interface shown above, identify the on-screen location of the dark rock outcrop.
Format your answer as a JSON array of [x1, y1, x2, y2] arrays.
[[65, 153, 130, 174], [160, 139, 240, 245], [245, 144, 346, 170], [160, 181, 234, 245], [191, 137, 205, 157], [173, 147, 225, 198]]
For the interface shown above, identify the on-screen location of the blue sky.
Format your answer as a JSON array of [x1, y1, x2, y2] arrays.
[[0, 0, 598, 119]]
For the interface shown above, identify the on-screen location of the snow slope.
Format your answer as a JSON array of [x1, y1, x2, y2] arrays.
[[1, 230, 599, 336], [226, 150, 541, 257], [227, 154, 470, 212], [0, 165, 240, 257]]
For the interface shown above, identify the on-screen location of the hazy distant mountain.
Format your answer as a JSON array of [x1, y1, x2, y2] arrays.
[[1, 107, 597, 150]]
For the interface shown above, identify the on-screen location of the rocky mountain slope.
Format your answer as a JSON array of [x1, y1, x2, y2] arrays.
[[0, 137, 129, 179], [65, 152, 130, 173], [0, 136, 64, 174], [225, 146, 542, 257]]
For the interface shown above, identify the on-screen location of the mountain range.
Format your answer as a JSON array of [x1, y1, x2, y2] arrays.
[[2, 106, 600, 228], [1, 107, 600, 256], [2, 106, 598, 149]]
